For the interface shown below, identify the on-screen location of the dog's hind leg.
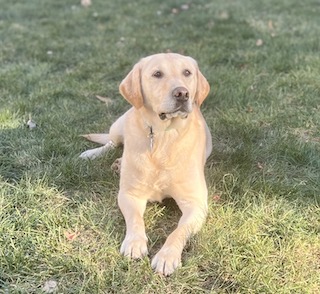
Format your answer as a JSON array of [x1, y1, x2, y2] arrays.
[[79, 140, 117, 160], [111, 158, 122, 173], [79, 112, 126, 160]]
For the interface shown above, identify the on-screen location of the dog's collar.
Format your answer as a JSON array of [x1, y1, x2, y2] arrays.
[[145, 123, 175, 150], [144, 114, 191, 151]]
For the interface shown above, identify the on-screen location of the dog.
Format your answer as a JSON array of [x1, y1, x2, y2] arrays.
[[80, 53, 212, 276]]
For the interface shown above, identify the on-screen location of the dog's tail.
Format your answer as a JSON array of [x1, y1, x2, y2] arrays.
[[81, 133, 110, 145]]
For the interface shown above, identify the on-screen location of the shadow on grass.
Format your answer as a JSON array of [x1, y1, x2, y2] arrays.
[[0, 128, 37, 183], [207, 116, 320, 206]]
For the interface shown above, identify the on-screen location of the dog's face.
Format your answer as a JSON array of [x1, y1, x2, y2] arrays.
[[140, 54, 198, 120], [120, 53, 210, 120]]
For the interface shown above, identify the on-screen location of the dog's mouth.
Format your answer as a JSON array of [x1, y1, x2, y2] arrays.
[[159, 109, 190, 121]]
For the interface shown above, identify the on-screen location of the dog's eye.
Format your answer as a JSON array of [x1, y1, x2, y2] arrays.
[[152, 71, 163, 78], [183, 69, 192, 77]]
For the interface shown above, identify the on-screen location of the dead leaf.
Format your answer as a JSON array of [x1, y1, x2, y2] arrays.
[[171, 8, 179, 14], [268, 20, 274, 30], [26, 113, 36, 129], [81, 0, 91, 7], [95, 95, 112, 105], [181, 4, 189, 10], [64, 231, 80, 241], [26, 120, 36, 129], [257, 162, 264, 170], [246, 106, 253, 113], [42, 280, 58, 293], [212, 194, 221, 202], [219, 11, 229, 20], [256, 39, 263, 46]]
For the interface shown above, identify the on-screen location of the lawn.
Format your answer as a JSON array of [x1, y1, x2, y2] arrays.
[[0, 0, 319, 293]]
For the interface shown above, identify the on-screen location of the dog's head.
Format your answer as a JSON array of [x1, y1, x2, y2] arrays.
[[119, 53, 210, 121]]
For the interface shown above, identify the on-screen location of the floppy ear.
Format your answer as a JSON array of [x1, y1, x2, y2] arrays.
[[119, 63, 143, 109], [195, 69, 210, 106]]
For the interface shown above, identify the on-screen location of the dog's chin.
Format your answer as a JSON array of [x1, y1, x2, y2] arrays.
[[159, 110, 190, 121]]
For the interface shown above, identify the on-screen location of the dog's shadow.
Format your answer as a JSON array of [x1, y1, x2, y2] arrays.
[[144, 198, 183, 256]]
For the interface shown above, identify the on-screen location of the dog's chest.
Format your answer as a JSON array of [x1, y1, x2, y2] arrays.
[[135, 131, 193, 177]]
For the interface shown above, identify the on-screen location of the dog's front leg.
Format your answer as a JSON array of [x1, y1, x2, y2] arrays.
[[151, 199, 207, 276], [118, 192, 148, 259]]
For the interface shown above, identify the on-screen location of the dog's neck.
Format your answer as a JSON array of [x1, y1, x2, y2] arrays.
[[138, 107, 193, 150], [145, 121, 184, 150]]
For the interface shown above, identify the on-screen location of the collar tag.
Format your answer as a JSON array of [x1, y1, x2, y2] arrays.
[[148, 126, 154, 150]]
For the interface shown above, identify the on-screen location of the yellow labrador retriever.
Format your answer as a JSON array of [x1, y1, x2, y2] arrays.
[[80, 53, 212, 275]]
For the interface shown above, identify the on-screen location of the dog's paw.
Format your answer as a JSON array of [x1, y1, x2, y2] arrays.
[[80, 142, 116, 160], [111, 158, 122, 173], [151, 247, 182, 276], [79, 148, 101, 160], [120, 235, 148, 259]]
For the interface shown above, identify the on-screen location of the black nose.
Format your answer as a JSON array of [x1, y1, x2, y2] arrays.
[[172, 87, 189, 102]]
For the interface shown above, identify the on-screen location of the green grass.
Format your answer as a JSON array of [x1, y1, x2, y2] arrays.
[[1, 0, 319, 292]]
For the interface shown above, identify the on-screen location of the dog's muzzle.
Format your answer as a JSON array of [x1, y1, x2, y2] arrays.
[[159, 87, 191, 120]]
